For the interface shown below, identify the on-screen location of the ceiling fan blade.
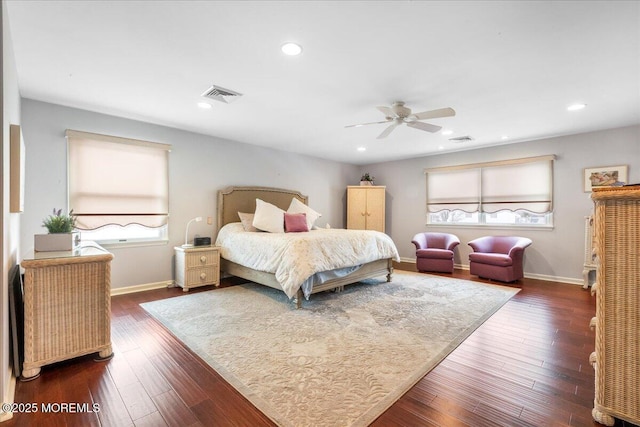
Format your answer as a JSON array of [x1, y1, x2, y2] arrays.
[[407, 121, 442, 133], [377, 122, 399, 139], [411, 107, 456, 121], [376, 106, 396, 118], [344, 119, 391, 128]]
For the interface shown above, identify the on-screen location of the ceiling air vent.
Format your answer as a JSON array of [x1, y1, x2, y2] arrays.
[[201, 85, 243, 104], [449, 135, 474, 143]]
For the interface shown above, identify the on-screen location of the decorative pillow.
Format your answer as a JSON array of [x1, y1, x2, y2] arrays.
[[237, 212, 258, 232], [287, 197, 322, 230], [252, 199, 285, 233], [284, 212, 309, 233]]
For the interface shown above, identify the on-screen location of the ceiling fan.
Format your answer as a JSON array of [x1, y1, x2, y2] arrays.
[[346, 101, 455, 139]]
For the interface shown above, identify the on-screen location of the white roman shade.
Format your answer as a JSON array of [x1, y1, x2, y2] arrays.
[[67, 130, 171, 230], [481, 158, 554, 213], [426, 155, 555, 214], [426, 168, 480, 212]]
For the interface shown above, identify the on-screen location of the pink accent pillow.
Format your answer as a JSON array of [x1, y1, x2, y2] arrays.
[[287, 197, 322, 230], [284, 213, 309, 233]]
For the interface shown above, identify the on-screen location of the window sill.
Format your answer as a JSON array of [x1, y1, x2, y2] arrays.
[[93, 239, 170, 250], [426, 223, 554, 231]]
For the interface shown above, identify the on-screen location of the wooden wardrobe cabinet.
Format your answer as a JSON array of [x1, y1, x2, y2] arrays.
[[347, 186, 385, 232], [590, 185, 640, 426]]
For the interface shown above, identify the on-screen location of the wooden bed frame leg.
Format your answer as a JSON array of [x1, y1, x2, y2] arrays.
[[295, 289, 303, 309]]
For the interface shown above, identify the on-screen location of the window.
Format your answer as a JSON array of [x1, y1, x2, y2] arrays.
[[425, 155, 555, 227], [67, 130, 171, 245]]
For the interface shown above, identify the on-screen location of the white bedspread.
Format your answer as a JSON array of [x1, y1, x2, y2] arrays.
[[215, 223, 400, 299]]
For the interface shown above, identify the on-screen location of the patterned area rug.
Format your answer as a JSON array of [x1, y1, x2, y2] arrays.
[[141, 271, 519, 427]]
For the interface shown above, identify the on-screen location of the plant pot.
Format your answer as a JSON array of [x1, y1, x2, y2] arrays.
[[360, 181, 374, 186], [35, 232, 81, 252]]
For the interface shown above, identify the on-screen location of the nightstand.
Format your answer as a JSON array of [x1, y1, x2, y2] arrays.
[[174, 245, 220, 291]]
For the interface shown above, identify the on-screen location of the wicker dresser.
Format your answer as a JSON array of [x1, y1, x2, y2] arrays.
[[590, 186, 640, 426], [20, 242, 114, 379]]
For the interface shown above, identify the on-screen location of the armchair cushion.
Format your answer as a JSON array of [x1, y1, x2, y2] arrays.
[[416, 248, 454, 260], [468, 252, 513, 266]]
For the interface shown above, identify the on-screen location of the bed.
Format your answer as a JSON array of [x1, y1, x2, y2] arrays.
[[215, 186, 399, 307]]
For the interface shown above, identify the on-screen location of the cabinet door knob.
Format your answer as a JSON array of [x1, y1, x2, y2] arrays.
[[361, 212, 366, 216], [200, 272, 207, 280], [200, 256, 207, 263]]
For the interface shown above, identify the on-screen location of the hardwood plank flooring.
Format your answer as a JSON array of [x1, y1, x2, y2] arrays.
[[4, 270, 635, 426]]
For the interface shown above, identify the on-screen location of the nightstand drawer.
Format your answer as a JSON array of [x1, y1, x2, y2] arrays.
[[185, 266, 219, 286], [185, 250, 218, 268]]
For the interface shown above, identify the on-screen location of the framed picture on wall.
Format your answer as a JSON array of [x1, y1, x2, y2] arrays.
[[583, 165, 628, 192]]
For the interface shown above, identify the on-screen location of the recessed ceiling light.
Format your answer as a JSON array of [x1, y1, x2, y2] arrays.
[[441, 129, 453, 136], [438, 146, 444, 150], [357, 146, 366, 152], [197, 102, 212, 109], [568, 103, 586, 111], [281, 42, 302, 56], [501, 135, 509, 140]]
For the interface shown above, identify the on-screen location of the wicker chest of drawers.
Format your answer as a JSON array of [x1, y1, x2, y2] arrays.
[[590, 186, 640, 426], [174, 246, 220, 291], [20, 242, 113, 379]]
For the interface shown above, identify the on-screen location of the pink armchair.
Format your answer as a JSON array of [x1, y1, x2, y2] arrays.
[[468, 236, 532, 282], [412, 232, 460, 273]]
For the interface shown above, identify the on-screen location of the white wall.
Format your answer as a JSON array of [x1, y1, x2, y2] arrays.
[[18, 98, 640, 289], [360, 125, 640, 283], [19, 99, 359, 289], [1, 0, 21, 418]]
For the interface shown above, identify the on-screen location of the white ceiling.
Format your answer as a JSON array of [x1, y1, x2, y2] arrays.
[[6, 1, 640, 165]]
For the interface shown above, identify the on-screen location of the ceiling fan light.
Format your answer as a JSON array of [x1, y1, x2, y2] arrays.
[[281, 42, 302, 56]]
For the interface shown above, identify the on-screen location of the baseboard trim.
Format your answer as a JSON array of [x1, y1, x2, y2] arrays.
[[397, 258, 583, 286], [111, 259, 585, 297], [111, 280, 175, 296], [522, 273, 583, 286], [0, 367, 16, 421]]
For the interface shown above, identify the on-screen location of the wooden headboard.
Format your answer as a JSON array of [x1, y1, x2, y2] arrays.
[[217, 186, 308, 229]]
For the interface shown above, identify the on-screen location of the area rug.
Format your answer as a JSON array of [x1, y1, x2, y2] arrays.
[[140, 271, 519, 427]]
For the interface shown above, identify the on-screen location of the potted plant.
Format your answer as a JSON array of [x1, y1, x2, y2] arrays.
[[35, 208, 81, 252], [360, 173, 375, 186]]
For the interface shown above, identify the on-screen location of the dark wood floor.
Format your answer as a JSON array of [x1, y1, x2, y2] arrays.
[[5, 269, 629, 427]]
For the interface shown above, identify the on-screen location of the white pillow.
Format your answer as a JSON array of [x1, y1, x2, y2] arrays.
[[237, 212, 258, 232], [287, 197, 322, 230], [252, 199, 285, 233]]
